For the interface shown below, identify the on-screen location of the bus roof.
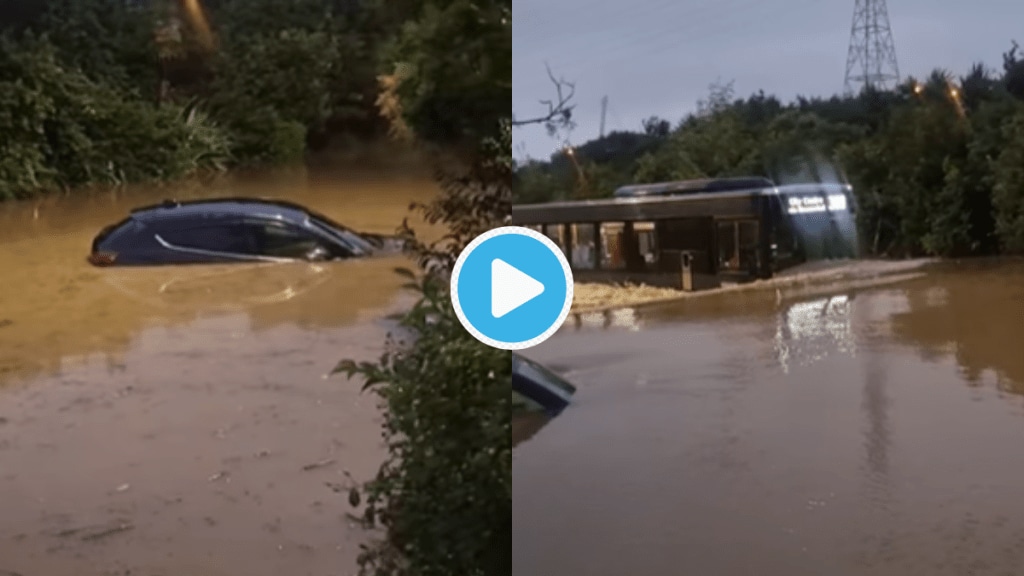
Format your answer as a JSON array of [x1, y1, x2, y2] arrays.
[[613, 177, 776, 198], [512, 189, 762, 225], [512, 182, 855, 225]]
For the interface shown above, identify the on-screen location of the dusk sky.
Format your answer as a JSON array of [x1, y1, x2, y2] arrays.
[[513, 0, 1024, 161]]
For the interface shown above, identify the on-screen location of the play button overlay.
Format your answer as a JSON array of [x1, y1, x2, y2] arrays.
[[451, 226, 573, 350], [491, 259, 545, 318]]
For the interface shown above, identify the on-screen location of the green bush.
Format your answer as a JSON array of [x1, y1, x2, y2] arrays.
[[207, 0, 386, 152], [331, 13, 515, 576], [379, 0, 511, 159], [334, 271, 511, 576], [208, 26, 339, 131], [335, 121, 512, 576], [34, 0, 161, 96], [0, 0, 416, 198], [992, 111, 1024, 252], [213, 103, 308, 166], [0, 35, 230, 199]]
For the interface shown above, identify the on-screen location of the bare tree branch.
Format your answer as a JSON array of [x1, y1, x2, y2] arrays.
[[512, 62, 576, 131]]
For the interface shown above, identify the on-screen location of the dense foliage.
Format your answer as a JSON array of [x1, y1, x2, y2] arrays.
[[0, 34, 229, 197], [0, 0, 407, 199], [333, 0, 513, 575], [516, 45, 1024, 257]]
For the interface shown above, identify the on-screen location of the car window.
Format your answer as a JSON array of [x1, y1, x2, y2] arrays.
[[249, 221, 327, 259], [513, 390, 545, 413], [159, 224, 257, 255], [309, 217, 374, 254], [512, 354, 577, 401]]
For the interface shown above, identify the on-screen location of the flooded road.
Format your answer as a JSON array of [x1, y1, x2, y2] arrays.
[[0, 163, 439, 575], [515, 260, 1024, 576]]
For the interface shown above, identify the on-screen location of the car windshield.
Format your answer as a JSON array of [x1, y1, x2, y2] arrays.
[[513, 353, 577, 401], [309, 216, 377, 255]]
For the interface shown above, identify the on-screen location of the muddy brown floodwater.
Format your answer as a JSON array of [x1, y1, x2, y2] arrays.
[[516, 259, 1024, 576], [0, 163, 441, 576]]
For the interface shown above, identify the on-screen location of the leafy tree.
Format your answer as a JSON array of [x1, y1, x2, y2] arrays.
[[514, 159, 572, 203], [0, 0, 422, 197], [1003, 41, 1024, 99], [333, 1, 516, 576], [515, 40, 1024, 259], [642, 116, 670, 137], [0, 34, 228, 199], [633, 144, 704, 183], [761, 111, 863, 184], [380, 0, 512, 161], [34, 0, 161, 96], [991, 109, 1024, 252]]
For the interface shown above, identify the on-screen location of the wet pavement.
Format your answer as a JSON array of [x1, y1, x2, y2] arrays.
[[515, 259, 1024, 576], [0, 162, 439, 575]]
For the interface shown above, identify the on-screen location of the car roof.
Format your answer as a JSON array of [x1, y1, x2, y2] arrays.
[[129, 197, 312, 225]]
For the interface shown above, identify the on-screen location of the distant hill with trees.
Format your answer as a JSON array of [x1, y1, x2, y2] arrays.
[[515, 43, 1024, 258]]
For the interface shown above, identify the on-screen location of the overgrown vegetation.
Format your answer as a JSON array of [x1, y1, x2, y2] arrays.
[[0, 0, 406, 200], [516, 45, 1024, 257], [332, 0, 517, 574]]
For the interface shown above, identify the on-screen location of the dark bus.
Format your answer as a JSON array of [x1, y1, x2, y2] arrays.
[[511, 178, 859, 290]]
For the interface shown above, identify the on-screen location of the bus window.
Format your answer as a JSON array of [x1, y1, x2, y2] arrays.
[[737, 220, 760, 274], [718, 220, 760, 273], [544, 224, 568, 257], [600, 222, 626, 270], [634, 222, 658, 266], [570, 224, 596, 269], [717, 221, 738, 270]]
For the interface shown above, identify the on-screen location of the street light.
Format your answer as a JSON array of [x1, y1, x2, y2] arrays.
[[562, 146, 587, 197]]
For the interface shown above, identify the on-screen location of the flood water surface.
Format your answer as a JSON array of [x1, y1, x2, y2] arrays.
[[515, 260, 1024, 576], [0, 165, 438, 575]]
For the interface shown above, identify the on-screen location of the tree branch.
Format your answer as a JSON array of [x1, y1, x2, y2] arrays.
[[512, 62, 576, 129]]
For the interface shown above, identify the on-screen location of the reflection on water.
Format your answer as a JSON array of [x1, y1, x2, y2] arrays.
[[566, 308, 641, 331], [775, 294, 855, 373], [861, 340, 892, 509], [515, 260, 1024, 575], [888, 261, 1024, 393], [557, 260, 1024, 399]]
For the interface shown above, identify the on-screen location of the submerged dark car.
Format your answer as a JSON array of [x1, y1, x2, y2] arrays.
[[512, 352, 577, 448], [512, 352, 577, 417], [88, 198, 403, 266]]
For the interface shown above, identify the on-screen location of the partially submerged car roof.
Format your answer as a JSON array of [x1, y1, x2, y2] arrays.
[[128, 197, 369, 240], [130, 197, 313, 224]]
